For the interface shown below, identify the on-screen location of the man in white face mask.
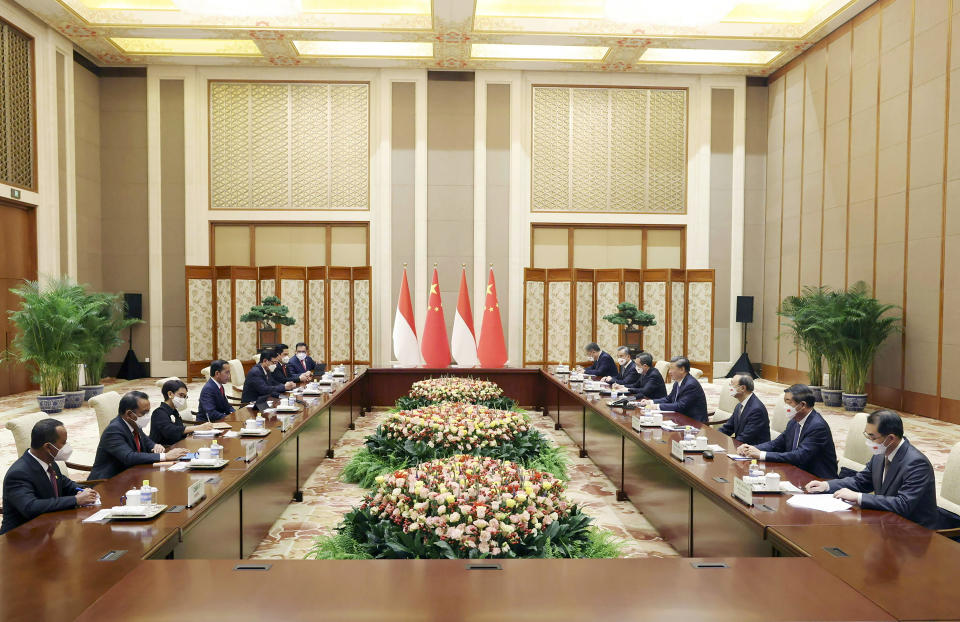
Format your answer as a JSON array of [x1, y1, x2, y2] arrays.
[[603, 346, 640, 386], [718, 374, 770, 446], [804, 409, 939, 529], [242, 347, 296, 404], [1, 418, 98, 534], [90, 391, 187, 480]]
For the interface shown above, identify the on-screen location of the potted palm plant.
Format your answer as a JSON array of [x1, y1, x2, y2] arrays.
[[79, 291, 140, 401], [8, 279, 95, 413], [835, 282, 901, 412], [240, 295, 296, 348], [602, 302, 656, 357], [779, 287, 827, 402]]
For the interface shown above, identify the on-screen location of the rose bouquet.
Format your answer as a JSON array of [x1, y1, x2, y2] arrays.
[[311, 456, 621, 560], [395, 376, 516, 410], [342, 403, 567, 487]]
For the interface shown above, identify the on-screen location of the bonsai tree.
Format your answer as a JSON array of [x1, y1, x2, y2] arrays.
[[834, 282, 901, 395], [7, 278, 96, 397], [240, 296, 296, 329], [79, 291, 141, 387], [602, 302, 657, 330], [778, 287, 826, 387]]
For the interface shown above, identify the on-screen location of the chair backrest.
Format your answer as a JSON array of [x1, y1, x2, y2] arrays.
[[5, 412, 68, 473], [227, 359, 245, 389], [842, 412, 873, 468], [200, 367, 211, 383], [770, 400, 789, 435], [155, 377, 192, 413], [939, 441, 960, 516], [689, 367, 704, 380], [654, 360, 670, 381], [89, 391, 121, 435], [253, 354, 261, 364], [717, 389, 739, 417]]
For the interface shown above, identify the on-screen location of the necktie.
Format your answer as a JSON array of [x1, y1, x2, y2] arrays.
[[792, 423, 801, 450], [732, 403, 743, 430], [48, 465, 59, 497], [220, 383, 225, 397], [133, 427, 141, 452]]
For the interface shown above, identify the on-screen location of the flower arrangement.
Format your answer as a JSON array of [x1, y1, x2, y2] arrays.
[[342, 403, 566, 488], [395, 376, 516, 410], [310, 456, 621, 560]]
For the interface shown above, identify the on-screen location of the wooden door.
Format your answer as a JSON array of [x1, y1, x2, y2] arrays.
[[0, 199, 37, 396]]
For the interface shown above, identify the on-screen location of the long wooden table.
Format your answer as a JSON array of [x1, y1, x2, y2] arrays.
[[1, 367, 958, 622]]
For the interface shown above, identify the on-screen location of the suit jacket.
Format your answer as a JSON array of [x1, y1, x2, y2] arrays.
[[625, 367, 668, 400], [271, 362, 301, 384], [149, 402, 187, 446], [718, 393, 771, 446], [827, 438, 939, 529], [198, 379, 235, 423], [1, 451, 81, 534], [242, 364, 286, 404], [653, 374, 708, 422], [756, 409, 838, 480], [89, 415, 162, 481], [288, 355, 321, 376], [584, 351, 618, 379], [610, 360, 640, 386]]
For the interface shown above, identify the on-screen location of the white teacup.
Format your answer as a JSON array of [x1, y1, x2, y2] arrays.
[[125, 489, 141, 506], [244, 418, 257, 429], [197, 447, 212, 460]]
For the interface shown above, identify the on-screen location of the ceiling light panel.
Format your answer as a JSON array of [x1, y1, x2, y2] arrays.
[[471, 43, 608, 61], [294, 41, 434, 57], [640, 47, 781, 64], [110, 37, 262, 55]]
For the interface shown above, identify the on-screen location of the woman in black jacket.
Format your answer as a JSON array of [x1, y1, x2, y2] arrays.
[[149, 378, 213, 446]]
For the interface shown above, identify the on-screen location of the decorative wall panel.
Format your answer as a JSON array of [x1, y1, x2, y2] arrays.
[[531, 86, 686, 213], [216, 278, 232, 359], [524, 280, 545, 364], [575, 280, 594, 363], [280, 278, 306, 349], [687, 280, 713, 364], [307, 277, 326, 363], [209, 81, 369, 210], [329, 278, 352, 362], [0, 22, 34, 189], [235, 279, 258, 360], [670, 280, 686, 359], [187, 275, 213, 363], [595, 281, 620, 354], [260, 279, 275, 301], [643, 281, 666, 362], [352, 275, 371, 363], [547, 281, 571, 363]]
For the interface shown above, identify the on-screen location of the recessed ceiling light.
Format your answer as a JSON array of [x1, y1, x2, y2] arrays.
[[474, 0, 605, 19], [78, 0, 177, 8], [723, 1, 833, 24], [605, 0, 739, 27], [293, 41, 434, 57], [640, 47, 780, 64], [470, 44, 608, 61], [301, 0, 431, 14], [110, 37, 262, 55]]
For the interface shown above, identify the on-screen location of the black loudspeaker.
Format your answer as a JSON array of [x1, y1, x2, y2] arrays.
[[124, 293, 142, 320], [736, 296, 754, 324]]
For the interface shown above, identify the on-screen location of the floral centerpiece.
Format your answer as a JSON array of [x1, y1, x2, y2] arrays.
[[342, 404, 566, 487], [395, 376, 515, 410], [310, 455, 620, 560]]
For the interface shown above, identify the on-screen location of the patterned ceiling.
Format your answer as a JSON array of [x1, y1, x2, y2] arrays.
[[16, 0, 873, 75]]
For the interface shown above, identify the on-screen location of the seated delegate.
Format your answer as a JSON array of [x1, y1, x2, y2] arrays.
[[718, 374, 770, 446], [149, 378, 213, 446], [1, 418, 97, 534], [581, 342, 618, 379], [640, 356, 707, 423], [241, 347, 295, 404], [602, 346, 639, 386], [288, 341, 323, 376], [198, 359, 236, 422], [614, 352, 667, 400]]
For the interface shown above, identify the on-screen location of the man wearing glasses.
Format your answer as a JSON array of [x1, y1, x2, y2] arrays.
[[804, 409, 940, 529]]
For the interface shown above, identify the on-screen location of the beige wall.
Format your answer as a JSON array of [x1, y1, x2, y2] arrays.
[[710, 88, 734, 360], [763, 0, 960, 422], [486, 83, 510, 344], [74, 62, 102, 291], [391, 81, 416, 356], [160, 80, 186, 361], [743, 85, 767, 365]]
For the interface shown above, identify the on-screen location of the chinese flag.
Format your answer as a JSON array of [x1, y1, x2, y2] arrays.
[[420, 268, 451, 367], [477, 268, 507, 368]]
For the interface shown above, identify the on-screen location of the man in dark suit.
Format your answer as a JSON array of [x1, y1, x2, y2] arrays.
[[603, 346, 639, 386], [198, 359, 236, 423], [1, 419, 97, 534], [738, 383, 838, 480], [270, 344, 311, 385], [805, 410, 939, 529], [289, 342, 324, 377], [640, 356, 708, 422], [242, 348, 295, 404], [89, 391, 188, 481], [719, 374, 771, 445], [614, 352, 667, 400], [581, 342, 618, 379]]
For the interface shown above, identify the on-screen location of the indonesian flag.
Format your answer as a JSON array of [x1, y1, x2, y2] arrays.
[[392, 267, 420, 366], [451, 267, 478, 366], [420, 268, 451, 367], [477, 268, 508, 368]]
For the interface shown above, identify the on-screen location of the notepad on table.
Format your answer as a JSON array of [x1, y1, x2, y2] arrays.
[[786, 493, 852, 512]]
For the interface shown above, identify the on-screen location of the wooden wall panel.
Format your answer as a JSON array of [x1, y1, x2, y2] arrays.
[[762, 78, 784, 374]]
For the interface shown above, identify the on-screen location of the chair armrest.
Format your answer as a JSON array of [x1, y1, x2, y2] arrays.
[[77, 479, 106, 487], [226, 395, 242, 404], [66, 461, 92, 472], [937, 527, 960, 539]]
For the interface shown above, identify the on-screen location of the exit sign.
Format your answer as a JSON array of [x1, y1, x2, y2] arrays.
[[9, 188, 20, 200]]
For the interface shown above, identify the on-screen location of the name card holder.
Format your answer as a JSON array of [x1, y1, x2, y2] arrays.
[[281, 415, 294, 433], [732, 477, 754, 507], [670, 440, 684, 462], [245, 441, 258, 463], [186, 479, 205, 508]]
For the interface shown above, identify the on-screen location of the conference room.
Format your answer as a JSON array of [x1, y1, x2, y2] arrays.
[[1, 0, 959, 620]]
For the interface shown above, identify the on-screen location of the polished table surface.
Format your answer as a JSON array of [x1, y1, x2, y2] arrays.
[[73, 557, 895, 622]]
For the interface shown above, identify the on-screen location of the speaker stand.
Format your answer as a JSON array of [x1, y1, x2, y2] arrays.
[[116, 326, 146, 380], [725, 321, 758, 379]]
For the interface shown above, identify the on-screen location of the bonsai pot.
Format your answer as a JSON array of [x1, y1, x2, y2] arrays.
[[82, 384, 105, 401], [63, 390, 86, 409], [623, 328, 643, 358], [821, 388, 843, 408], [258, 328, 278, 349], [842, 392, 868, 412], [37, 394, 66, 414], [810, 386, 823, 403]]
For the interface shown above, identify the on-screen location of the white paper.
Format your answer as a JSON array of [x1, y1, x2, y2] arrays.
[[167, 462, 189, 472], [706, 444, 727, 453], [223, 431, 240, 438], [82, 509, 111, 523], [786, 493, 853, 512], [779, 481, 803, 494], [726, 453, 751, 461]]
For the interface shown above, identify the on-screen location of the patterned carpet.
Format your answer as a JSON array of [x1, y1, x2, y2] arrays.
[[1, 374, 959, 558]]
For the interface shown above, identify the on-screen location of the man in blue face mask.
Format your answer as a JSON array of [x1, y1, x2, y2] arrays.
[[1, 418, 98, 534], [804, 409, 940, 529]]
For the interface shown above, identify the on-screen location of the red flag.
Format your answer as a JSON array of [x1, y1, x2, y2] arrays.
[[420, 268, 451, 367], [392, 267, 419, 366], [451, 267, 478, 366], [477, 268, 507, 368]]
